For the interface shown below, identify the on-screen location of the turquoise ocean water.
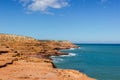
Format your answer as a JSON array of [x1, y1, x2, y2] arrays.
[[51, 44, 120, 80]]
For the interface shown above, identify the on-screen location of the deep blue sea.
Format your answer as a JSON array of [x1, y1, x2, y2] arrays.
[[51, 44, 120, 80]]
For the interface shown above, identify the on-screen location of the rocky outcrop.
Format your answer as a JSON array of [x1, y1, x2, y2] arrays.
[[0, 34, 95, 80], [0, 57, 95, 80], [0, 46, 13, 54], [0, 52, 19, 68]]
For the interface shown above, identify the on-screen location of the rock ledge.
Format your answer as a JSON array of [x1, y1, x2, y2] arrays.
[[0, 34, 95, 80]]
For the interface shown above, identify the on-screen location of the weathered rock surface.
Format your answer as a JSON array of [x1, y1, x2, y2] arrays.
[[0, 34, 95, 80], [0, 57, 95, 80]]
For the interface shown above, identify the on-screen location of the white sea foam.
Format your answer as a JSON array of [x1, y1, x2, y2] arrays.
[[52, 58, 64, 63], [60, 53, 76, 57], [69, 47, 81, 50], [69, 53, 76, 56], [50, 56, 56, 58], [69, 48, 75, 50], [50, 53, 76, 63]]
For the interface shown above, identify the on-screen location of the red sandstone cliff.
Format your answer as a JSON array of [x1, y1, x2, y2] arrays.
[[0, 34, 95, 80]]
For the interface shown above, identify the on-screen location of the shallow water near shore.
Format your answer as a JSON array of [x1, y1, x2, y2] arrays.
[[52, 44, 120, 80]]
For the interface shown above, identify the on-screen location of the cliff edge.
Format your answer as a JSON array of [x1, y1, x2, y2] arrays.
[[0, 34, 95, 80]]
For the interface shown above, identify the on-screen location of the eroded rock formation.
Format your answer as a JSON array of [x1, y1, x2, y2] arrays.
[[0, 34, 95, 80]]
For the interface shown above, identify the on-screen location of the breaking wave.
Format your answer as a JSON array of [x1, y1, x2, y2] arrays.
[[60, 53, 76, 57], [69, 48, 75, 50], [51, 57, 64, 63], [50, 53, 76, 63]]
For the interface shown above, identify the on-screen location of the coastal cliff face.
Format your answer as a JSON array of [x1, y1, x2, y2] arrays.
[[0, 34, 95, 80]]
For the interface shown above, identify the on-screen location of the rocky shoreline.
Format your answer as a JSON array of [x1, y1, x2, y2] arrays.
[[0, 34, 95, 80]]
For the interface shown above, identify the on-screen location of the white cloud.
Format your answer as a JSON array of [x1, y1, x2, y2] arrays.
[[19, 0, 68, 13]]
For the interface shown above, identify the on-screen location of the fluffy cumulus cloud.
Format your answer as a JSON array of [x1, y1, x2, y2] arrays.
[[19, 0, 68, 13], [19, 0, 108, 14]]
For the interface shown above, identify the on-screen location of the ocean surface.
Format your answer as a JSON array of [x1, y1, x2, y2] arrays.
[[51, 44, 120, 80]]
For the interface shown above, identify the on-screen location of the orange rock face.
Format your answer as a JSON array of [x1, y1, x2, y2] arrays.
[[0, 34, 95, 80], [0, 58, 95, 80]]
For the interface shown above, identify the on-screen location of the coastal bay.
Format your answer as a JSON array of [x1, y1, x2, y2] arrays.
[[0, 34, 95, 80]]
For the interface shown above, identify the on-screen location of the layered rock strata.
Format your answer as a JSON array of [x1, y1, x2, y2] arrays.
[[0, 34, 95, 80]]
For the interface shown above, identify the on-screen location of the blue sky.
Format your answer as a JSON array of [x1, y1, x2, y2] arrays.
[[0, 0, 120, 43]]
